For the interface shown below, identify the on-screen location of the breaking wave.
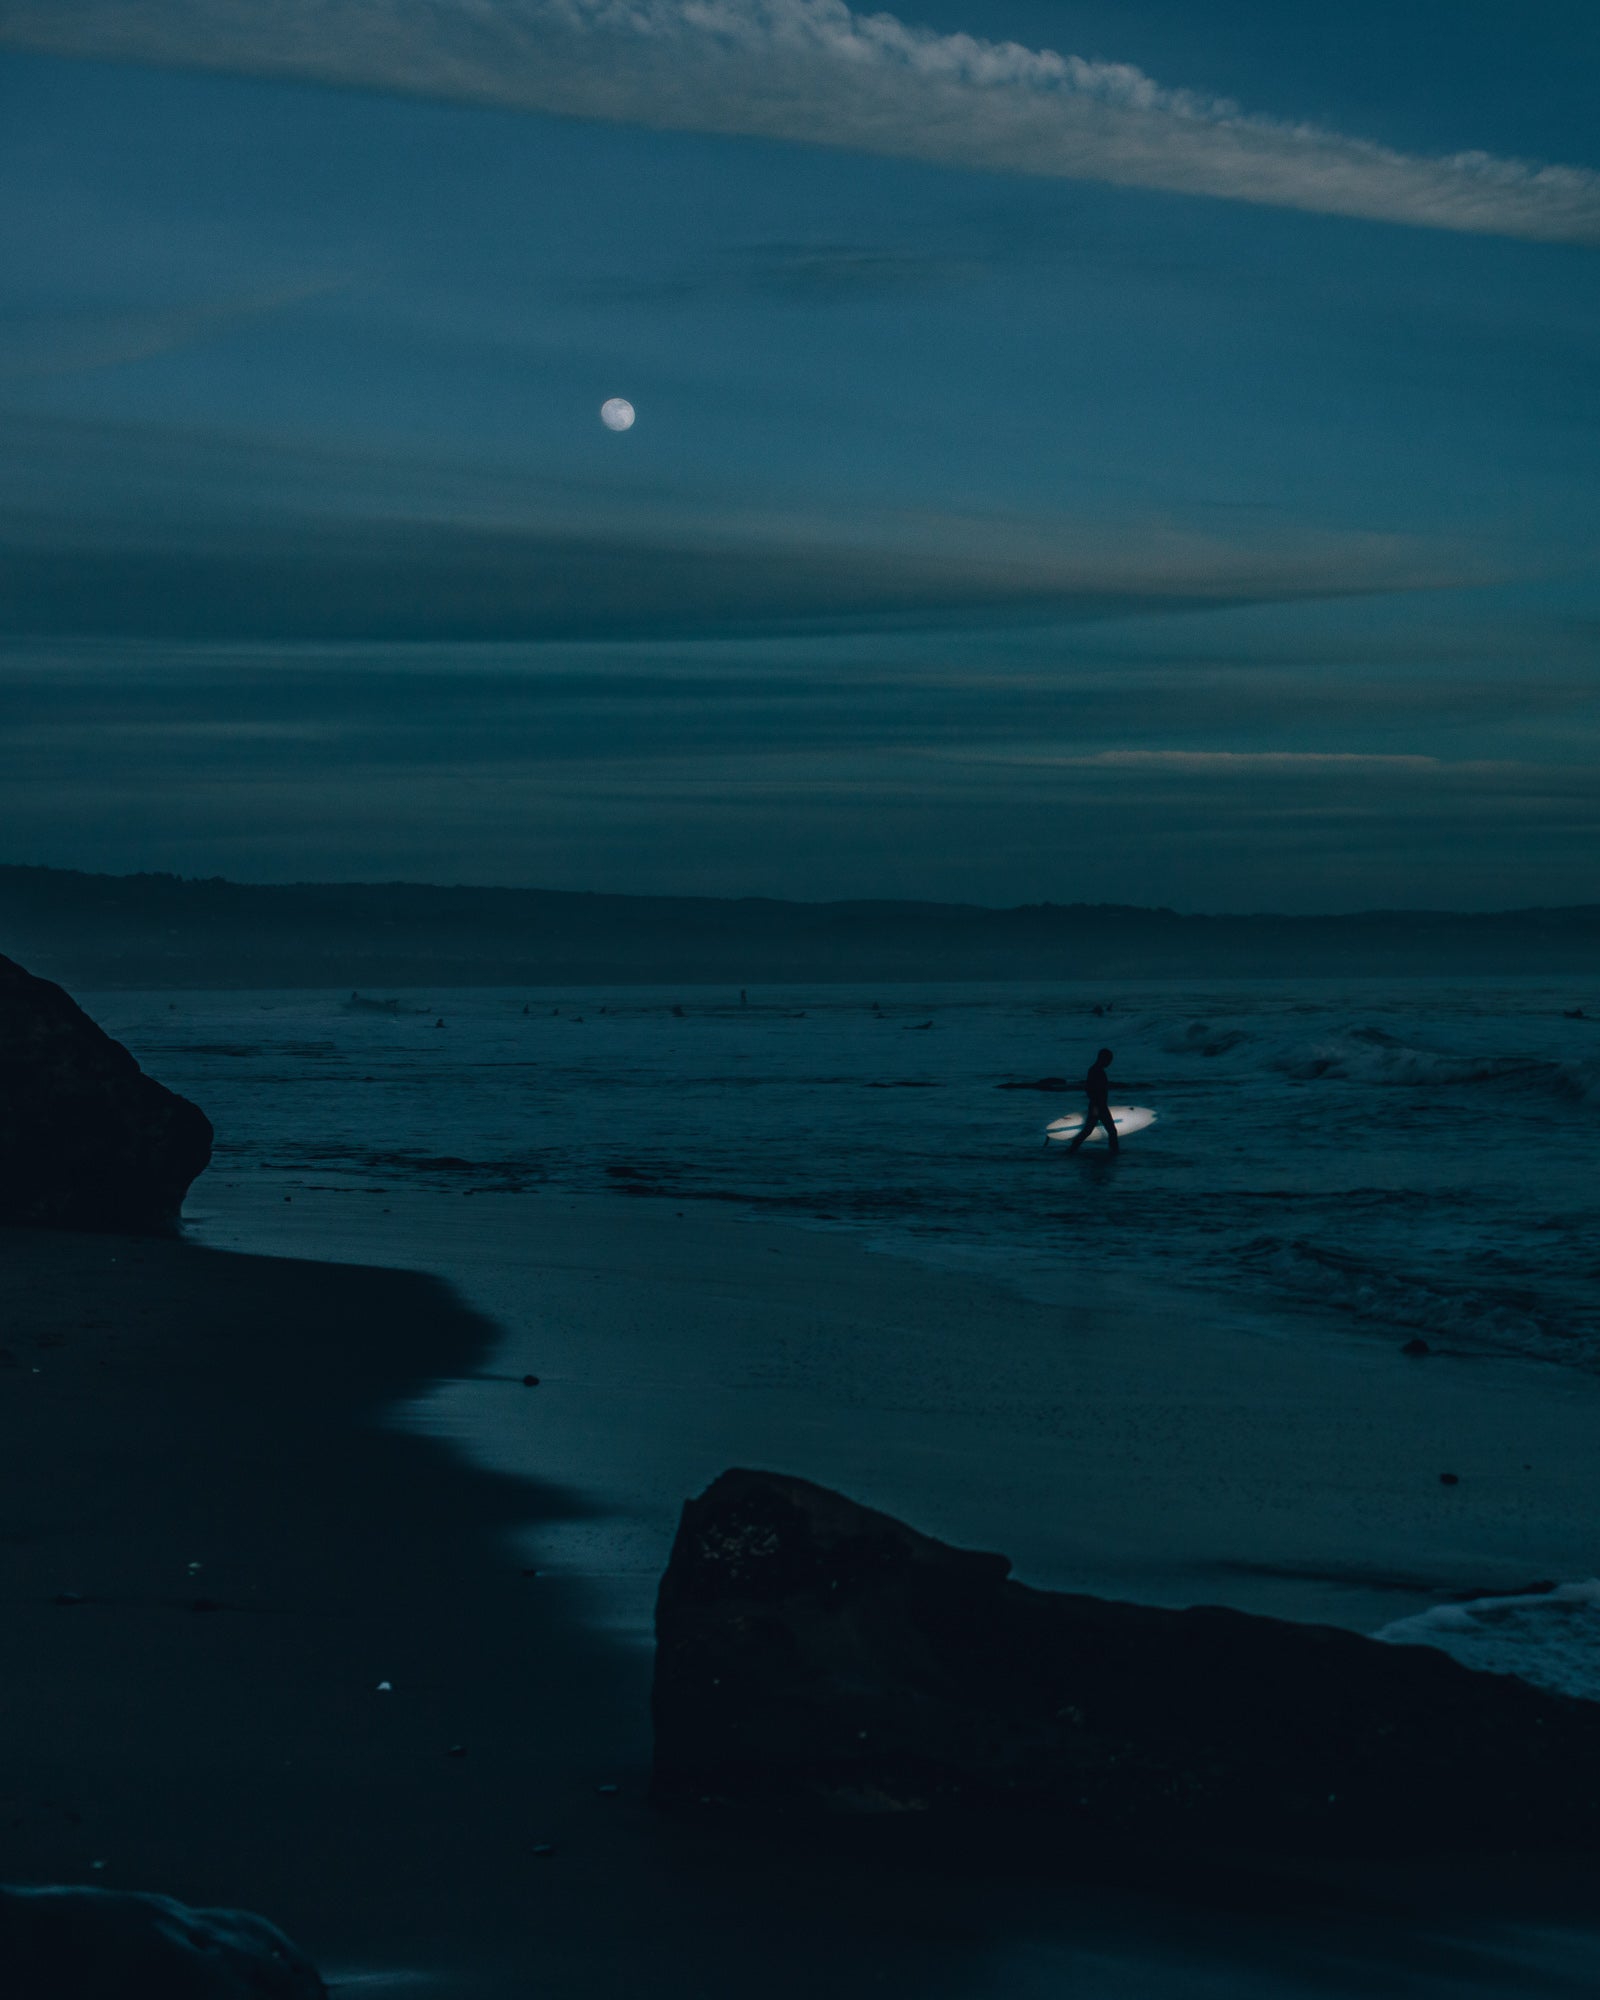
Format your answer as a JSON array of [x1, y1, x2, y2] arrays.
[[1157, 1020, 1252, 1058], [1266, 1025, 1598, 1101], [1233, 1235, 1594, 1362], [1378, 1582, 1600, 1703]]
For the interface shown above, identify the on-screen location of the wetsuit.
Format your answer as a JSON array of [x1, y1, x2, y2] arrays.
[[1067, 1060, 1118, 1154]]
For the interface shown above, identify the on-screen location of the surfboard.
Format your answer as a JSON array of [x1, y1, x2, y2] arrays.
[[1045, 1104, 1157, 1144]]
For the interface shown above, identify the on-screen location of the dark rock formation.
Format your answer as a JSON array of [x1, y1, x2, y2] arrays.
[[0, 1885, 324, 1998], [0, 953, 212, 1230], [652, 1470, 1600, 1851], [996, 1077, 1069, 1091]]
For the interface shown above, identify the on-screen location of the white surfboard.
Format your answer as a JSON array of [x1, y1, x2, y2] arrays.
[[1046, 1104, 1157, 1144]]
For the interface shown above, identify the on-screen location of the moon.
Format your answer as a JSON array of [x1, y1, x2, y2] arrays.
[[600, 398, 636, 432]]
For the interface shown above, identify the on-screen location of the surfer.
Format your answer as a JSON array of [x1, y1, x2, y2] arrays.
[[1066, 1048, 1118, 1155]]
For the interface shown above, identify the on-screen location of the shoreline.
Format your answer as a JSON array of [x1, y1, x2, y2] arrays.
[[195, 1179, 1600, 1638], [5, 1194, 1600, 1994], [0, 1224, 634, 1992]]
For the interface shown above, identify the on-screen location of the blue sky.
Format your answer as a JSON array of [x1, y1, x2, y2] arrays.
[[0, 2, 1596, 909]]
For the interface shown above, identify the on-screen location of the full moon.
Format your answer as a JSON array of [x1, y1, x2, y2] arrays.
[[600, 398, 636, 432]]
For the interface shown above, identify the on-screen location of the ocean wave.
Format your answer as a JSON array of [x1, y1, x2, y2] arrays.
[[1268, 1026, 1597, 1099], [1377, 1582, 1600, 1703], [256, 1144, 547, 1186], [1234, 1235, 1592, 1361], [1158, 1020, 1252, 1058]]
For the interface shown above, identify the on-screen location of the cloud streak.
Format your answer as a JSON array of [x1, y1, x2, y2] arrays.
[[0, 514, 1435, 643], [0, 279, 342, 380], [914, 747, 1457, 775], [1069, 749, 1442, 771], [5, 0, 1600, 243], [0, 408, 1467, 641]]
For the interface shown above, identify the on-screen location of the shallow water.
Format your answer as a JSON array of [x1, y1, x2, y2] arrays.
[[98, 975, 1600, 1370]]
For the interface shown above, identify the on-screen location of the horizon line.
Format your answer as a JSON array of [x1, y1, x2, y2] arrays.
[[3, 861, 1597, 927]]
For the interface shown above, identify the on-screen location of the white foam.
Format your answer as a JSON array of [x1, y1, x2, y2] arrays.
[[1235, 1234, 1575, 1356], [1376, 1581, 1600, 1703], [1266, 1026, 1600, 1103]]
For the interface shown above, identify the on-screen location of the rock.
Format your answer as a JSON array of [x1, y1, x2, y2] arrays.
[[0, 954, 212, 1232], [651, 1470, 1600, 1851], [996, 1078, 1069, 1092], [0, 1884, 325, 1998], [1401, 1337, 1431, 1356], [1439, 1472, 1460, 1486]]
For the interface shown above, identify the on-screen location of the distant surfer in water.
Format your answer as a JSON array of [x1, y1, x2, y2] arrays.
[[1066, 1048, 1118, 1155]]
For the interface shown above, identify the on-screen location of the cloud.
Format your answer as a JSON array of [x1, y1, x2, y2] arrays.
[[0, 515, 1423, 643], [912, 746, 1458, 775], [1071, 749, 1442, 771], [0, 409, 1466, 642], [611, 241, 984, 305], [5, 0, 1600, 243], [0, 279, 343, 380]]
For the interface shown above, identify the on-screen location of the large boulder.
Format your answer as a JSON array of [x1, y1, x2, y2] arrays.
[[652, 1470, 1600, 1851], [0, 1886, 324, 1998], [0, 954, 212, 1230]]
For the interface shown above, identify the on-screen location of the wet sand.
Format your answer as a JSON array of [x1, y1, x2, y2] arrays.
[[4, 1199, 1600, 1996], [199, 1181, 1600, 1639]]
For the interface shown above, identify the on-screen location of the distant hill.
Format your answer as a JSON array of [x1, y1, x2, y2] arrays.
[[3, 865, 1599, 989]]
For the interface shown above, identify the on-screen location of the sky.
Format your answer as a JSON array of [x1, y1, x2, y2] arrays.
[[0, 0, 1597, 911]]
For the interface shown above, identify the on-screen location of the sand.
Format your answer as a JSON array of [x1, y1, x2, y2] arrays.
[[200, 1182, 1600, 1636], [5, 1194, 1600, 1996]]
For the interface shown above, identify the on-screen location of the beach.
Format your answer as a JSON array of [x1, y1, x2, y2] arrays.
[[6, 1183, 1600, 1996], [9, 7, 1600, 1986]]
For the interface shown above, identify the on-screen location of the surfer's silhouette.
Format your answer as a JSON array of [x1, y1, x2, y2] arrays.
[[1066, 1048, 1118, 1155]]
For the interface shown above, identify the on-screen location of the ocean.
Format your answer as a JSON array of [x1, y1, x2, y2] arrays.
[[97, 976, 1600, 1368], [92, 975, 1600, 1698]]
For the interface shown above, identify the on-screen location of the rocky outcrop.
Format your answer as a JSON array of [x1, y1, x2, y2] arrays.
[[0, 1886, 324, 1998], [0, 954, 212, 1231], [652, 1470, 1600, 1851]]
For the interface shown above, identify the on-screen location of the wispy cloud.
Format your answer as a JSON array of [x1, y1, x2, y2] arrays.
[[0, 512, 1437, 643], [0, 408, 1468, 641], [5, 0, 1599, 243], [611, 241, 984, 305], [914, 747, 1455, 774], [1074, 750, 1442, 771], [0, 279, 342, 380]]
